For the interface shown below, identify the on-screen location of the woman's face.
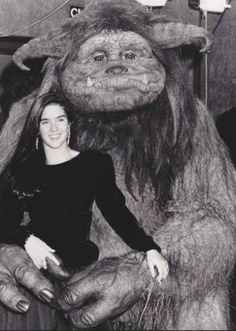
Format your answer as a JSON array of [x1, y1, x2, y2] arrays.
[[39, 103, 70, 150]]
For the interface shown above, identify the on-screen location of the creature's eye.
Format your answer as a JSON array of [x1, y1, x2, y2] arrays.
[[94, 53, 106, 62], [124, 52, 136, 60]]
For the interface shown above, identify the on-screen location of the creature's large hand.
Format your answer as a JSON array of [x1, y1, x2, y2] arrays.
[[0, 244, 70, 313], [58, 251, 152, 329]]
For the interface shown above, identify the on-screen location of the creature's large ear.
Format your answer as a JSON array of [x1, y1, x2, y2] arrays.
[[151, 20, 213, 52], [13, 27, 70, 71]]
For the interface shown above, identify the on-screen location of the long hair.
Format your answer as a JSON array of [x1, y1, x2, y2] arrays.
[[0, 91, 76, 198]]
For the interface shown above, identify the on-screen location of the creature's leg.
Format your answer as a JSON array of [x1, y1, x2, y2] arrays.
[[176, 290, 229, 330]]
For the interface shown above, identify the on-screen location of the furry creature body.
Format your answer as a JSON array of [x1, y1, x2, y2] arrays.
[[0, 0, 236, 329]]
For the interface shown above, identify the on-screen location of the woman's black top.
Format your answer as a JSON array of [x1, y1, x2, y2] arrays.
[[0, 151, 160, 267]]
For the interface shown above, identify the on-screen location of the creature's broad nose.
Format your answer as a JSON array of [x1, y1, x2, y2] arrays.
[[105, 65, 128, 75]]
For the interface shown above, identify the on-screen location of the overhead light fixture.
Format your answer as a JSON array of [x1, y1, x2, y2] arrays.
[[200, 0, 231, 13], [189, 0, 231, 13], [188, 0, 232, 108], [137, 0, 168, 7]]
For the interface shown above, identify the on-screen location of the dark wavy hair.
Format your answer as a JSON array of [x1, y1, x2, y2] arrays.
[[0, 91, 76, 198]]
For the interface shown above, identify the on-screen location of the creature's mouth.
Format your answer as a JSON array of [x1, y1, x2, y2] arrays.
[[82, 74, 159, 94]]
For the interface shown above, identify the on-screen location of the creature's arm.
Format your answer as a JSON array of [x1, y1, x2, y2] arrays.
[[94, 153, 160, 253]]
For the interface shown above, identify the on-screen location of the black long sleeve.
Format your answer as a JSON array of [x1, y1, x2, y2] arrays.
[[0, 184, 31, 247], [94, 154, 161, 253]]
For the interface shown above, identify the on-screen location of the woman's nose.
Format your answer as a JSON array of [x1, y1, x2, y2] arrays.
[[50, 121, 58, 131]]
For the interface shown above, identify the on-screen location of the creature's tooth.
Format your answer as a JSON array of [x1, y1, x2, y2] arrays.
[[87, 77, 93, 87], [143, 74, 148, 85]]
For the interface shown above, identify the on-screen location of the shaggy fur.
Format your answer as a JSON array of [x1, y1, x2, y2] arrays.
[[0, 0, 236, 330]]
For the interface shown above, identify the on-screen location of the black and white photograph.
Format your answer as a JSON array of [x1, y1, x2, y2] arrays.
[[0, 0, 235, 330]]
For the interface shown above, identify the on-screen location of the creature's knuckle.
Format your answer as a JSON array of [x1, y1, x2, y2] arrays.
[[0, 244, 14, 256], [14, 262, 32, 280], [0, 277, 13, 294]]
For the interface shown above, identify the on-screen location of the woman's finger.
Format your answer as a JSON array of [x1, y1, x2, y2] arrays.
[[46, 253, 61, 266], [156, 265, 169, 283], [41, 258, 47, 270], [39, 239, 55, 253], [149, 263, 156, 278], [41, 242, 56, 253]]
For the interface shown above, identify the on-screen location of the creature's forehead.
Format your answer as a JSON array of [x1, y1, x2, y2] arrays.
[[78, 30, 153, 56]]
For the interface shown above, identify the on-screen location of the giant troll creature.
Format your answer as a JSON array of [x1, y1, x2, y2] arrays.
[[0, 0, 236, 330]]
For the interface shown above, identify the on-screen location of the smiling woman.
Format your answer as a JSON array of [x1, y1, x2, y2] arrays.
[[39, 104, 72, 156]]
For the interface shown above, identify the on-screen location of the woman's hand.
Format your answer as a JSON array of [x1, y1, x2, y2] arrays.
[[146, 249, 169, 283], [24, 234, 60, 270]]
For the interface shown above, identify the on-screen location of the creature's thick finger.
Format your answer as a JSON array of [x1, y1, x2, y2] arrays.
[[46, 257, 71, 280], [0, 245, 56, 304], [58, 275, 97, 311], [68, 299, 114, 329], [66, 264, 95, 286], [0, 271, 30, 313], [13, 260, 55, 304], [0, 245, 64, 302]]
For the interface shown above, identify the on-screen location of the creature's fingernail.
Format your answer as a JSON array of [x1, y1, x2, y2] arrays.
[[16, 300, 30, 312], [63, 289, 74, 306], [60, 267, 71, 277], [39, 289, 55, 303]]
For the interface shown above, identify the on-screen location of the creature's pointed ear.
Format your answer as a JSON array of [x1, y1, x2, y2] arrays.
[[13, 26, 71, 71], [152, 20, 213, 52]]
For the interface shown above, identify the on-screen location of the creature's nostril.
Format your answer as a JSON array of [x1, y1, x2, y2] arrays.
[[105, 65, 128, 74]]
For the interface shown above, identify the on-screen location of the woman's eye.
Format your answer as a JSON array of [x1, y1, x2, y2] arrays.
[[124, 52, 136, 60], [94, 54, 105, 62], [40, 120, 48, 125]]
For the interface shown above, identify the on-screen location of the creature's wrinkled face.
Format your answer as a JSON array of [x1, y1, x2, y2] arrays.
[[61, 31, 166, 112]]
